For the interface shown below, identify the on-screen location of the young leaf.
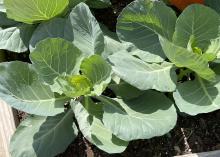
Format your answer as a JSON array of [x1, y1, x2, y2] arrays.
[[81, 55, 112, 95], [0, 24, 35, 53], [0, 61, 69, 116], [30, 38, 83, 85], [173, 4, 220, 50], [65, 2, 105, 56], [117, 0, 177, 62], [173, 76, 220, 115], [10, 111, 78, 157], [71, 98, 128, 153], [108, 52, 177, 92], [160, 37, 215, 81], [98, 91, 177, 141], [49, 55, 111, 97], [55, 75, 93, 98], [5, 0, 69, 24]]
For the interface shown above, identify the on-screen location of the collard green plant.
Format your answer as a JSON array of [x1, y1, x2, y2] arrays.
[[0, 0, 220, 156], [110, 0, 220, 116]]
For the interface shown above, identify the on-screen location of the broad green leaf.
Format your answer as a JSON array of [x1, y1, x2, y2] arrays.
[[117, 0, 177, 63], [109, 82, 144, 100], [81, 55, 112, 95], [30, 3, 105, 56], [0, 61, 68, 116], [98, 91, 177, 141], [108, 52, 177, 92], [30, 38, 83, 85], [0, 24, 35, 53], [71, 98, 128, 153], [65, 3, 104, 56], [10, 111, 78, 157], [86, 0, 111, 8], [101, 25, 147, 61], [5, 0, 69, 24], [118, 0, 176, 39], [173, 4, 220, 50], [205, 0, 220, 14], [0, 0, 5, 12], [173, 76, 220, 115], [29, 18, 70, 52], [55, 75, 92, 98], [160, 37, 215, 81]]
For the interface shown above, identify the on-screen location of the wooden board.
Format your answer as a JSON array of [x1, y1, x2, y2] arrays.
[[0, 100, 18, 157]]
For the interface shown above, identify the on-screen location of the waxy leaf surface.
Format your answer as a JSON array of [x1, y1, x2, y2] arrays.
[[10, 111, 78, 157]]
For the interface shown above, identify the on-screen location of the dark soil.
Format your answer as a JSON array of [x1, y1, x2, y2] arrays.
[[93, 0, 134, 32], [57, 1, 220, 157]]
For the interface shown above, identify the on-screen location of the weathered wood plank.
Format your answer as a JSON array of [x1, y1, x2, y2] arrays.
[[0, 100, 18, 157], [174, 150, 220, 157]]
